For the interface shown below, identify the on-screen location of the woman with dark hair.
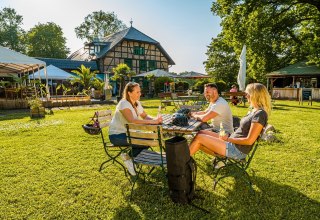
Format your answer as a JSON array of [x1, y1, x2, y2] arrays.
[[109, 82, 162, 175], [190, 83, 271, 160]]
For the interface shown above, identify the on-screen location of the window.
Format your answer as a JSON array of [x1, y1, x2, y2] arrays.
[[140, 60, 147, 71], [124, 59, 132, 69], [133, 46, 145, 55], [148, 60, 156, 70]]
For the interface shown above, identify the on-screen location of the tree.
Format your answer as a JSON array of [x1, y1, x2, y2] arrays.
[[206, 0, 320, 84], [205, 35, 238, 86], [25, 22, 70, 58], [112, 63, 135, 97], [75, 11, 127, 42], [70, 64, 99, 95], [0, 7, 26, 52]]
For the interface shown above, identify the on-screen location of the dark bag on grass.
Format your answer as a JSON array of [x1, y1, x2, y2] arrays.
[[165, 136, 197, 204]]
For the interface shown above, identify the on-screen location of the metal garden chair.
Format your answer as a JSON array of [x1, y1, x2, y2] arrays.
[[212, 124, 272, 192], [85, 110, 129, 175], [125, 123, 167, 199]]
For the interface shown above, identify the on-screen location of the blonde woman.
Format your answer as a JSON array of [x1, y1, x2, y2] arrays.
[[189, 83, 271, 159], [109, 82, 162, 175]]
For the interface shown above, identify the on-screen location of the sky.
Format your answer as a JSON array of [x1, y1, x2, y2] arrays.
[[1, 0, 221, 74]]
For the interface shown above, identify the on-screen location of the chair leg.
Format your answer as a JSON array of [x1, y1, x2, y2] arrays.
[[213, 163, 256, 193], [99, 157, 128, 177], [129, 165, 144, 200], [213, 166, 226, 189], [99, 151, 128, 177], [129, 175, 138, 201], [240, 169, 255, 194]]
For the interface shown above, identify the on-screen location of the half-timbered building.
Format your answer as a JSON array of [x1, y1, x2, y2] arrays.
[[68, 26, 175, 75]]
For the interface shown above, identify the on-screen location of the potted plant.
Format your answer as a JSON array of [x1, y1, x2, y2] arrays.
[[105, 84, 113, 101], [28, 98, 45, 118], [92, 79, 105, 99]]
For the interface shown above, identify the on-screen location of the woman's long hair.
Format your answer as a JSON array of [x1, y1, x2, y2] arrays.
[[245, 83, 271, 115], [122, 82, 139, 108]]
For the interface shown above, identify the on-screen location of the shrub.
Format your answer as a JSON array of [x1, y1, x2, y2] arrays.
[[215, 80, 227, 94], [192, 79, 212, 93], [155, 77, 173, 93], [175, 81, 189, 91]]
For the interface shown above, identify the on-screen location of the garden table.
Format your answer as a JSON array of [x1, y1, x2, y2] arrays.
[[161, 114, 202, 135], [177, 95, 199, 104]]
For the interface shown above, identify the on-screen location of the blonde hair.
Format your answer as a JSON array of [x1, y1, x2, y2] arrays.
[[245, 83, 271, 116], [123, 82, 140, 107]]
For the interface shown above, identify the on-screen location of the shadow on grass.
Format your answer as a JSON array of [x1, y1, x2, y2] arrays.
[[274, 103, 320, 110], [113, 171, 218, 219], [112, 170, 319, 219], [220, 176, 320, 219], [0, 109, 29, 121]]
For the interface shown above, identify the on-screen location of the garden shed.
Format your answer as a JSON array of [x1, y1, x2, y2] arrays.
[[267, 61, 320, 100]]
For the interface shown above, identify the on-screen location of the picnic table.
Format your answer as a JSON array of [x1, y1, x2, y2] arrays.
[[221, 91, 246, 106], [177, 95, 199, 105]]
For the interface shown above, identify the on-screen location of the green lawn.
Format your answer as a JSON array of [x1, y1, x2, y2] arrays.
[[0, 100, 319, 219]]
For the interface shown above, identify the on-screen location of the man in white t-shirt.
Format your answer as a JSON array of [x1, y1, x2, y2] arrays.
[[191, 83, 233, 134]]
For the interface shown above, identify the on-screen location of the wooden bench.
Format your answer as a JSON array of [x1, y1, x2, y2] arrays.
[[221, 92, 246, 106]]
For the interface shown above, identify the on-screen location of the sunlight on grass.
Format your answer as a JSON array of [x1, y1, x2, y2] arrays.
[[0, 100, 319, 219], [0, 119, 65, 132]]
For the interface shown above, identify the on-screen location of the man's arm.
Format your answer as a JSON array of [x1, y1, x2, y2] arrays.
[[196, 111, 218, 122], [191, 105, 210, 118]]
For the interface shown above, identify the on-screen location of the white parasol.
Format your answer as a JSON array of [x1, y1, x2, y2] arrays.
[[237, 45, 246, 91]]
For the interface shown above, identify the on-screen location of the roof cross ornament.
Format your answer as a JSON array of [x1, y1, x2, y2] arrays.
[[130, 19, 133, 27]]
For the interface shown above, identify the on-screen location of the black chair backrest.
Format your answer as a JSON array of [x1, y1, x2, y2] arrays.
[[244, 124, 271, 169]]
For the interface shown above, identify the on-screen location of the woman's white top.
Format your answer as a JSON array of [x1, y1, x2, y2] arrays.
[[109, 99, 144, 135]]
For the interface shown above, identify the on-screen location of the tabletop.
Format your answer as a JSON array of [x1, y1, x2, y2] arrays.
[[161, 114, 203, 135], [177, 95, 199, 99]]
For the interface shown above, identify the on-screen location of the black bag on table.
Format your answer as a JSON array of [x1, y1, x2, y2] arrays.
[[165, 136, 197, 204]]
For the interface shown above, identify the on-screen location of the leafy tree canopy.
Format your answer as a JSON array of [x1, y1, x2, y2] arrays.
[[0, 7, 26, 52], [25, 22, 70, 58], [75, 11, 127, 42], [206, 0, 320, 85]]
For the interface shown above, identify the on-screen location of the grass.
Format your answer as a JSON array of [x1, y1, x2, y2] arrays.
[[0, 99, 319, 219]]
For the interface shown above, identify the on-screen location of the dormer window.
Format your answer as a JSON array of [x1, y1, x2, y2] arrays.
[[89, 45, 100, 55], [133, 46, 145, 55], [94, 45, 100, 53]]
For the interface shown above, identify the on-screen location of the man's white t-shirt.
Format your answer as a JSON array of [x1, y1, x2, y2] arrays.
[[207, 97, 233, 134], [109, 99, 144, 135]]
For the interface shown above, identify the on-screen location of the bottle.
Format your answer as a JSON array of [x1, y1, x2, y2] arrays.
[[219, 122, 225, 137], [158, 105, 162, 116], [157, 105, 162, 123]]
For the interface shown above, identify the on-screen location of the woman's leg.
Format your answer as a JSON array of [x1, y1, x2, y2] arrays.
[[198, 129, 219, 137], [109, 133, 147, 157], [109, 133, 129, 146], [189, 133, 227, 156]]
